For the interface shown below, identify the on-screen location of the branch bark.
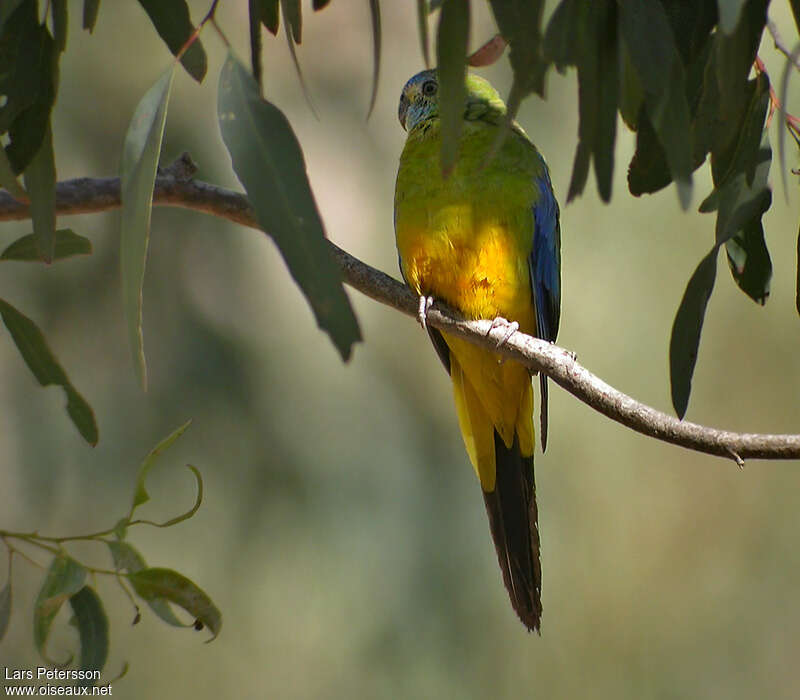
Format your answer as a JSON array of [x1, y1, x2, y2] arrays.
[[1, 157, 799, 465]]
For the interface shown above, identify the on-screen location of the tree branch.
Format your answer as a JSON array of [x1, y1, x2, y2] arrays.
[[1, 156, 799, 465]]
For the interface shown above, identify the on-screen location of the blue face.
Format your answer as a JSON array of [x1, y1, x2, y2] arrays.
[[398, 69, 439, 132]]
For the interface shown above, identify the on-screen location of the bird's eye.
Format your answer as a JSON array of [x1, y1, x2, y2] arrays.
[[422, 80, 437, 96]]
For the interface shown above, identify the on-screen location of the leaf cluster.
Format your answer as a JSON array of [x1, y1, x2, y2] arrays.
[[0, 422, 219, 684]]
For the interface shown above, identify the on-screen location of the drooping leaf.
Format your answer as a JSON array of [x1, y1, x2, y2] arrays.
[[22, 122, 56, 262], [724, 219, 771, 304], [366, 0, 381, 119], [544, 1, 617, 201], [281, 1, 317, 118], [106, 541, 186, 627], [436, 0, 469, 176], [130, 419, 192, 511], [710, 73, 769, 190], [714, 0, 767, 122], [670, 248, 718, 418], [0, 298, 98, 444], [120, 66, 174, 390], [1, 229, 91, 262], [218, 52, 360, 361], [68, 587, 108, 684], [33, 555, 87, 663], [487, 0, 546, 103], [312, 0, 331, 8], [82, 0, 101, 32], [1, 2, 59, 174], [252, 0, 279, 34], [128, 568, 221, 640], [136, 0, 207, 82], [417, 0, 430, 67], [618, 44, 643, 130], [716, 0, 747, 34], [0, 580, 10, 642], [619, 0, 693, 208], [248, 0, 264, 92], [51, 0, 67, 53], [280, 0, 302, 43]]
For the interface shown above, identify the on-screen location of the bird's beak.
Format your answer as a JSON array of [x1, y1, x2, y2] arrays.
[[398, 94, 409, 131]]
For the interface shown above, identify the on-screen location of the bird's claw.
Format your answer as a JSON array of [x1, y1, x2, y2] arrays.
[[488, 317, 519, 353], [417, 295, 434, 330]]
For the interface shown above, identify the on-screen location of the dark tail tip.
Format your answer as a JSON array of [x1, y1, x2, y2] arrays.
[[482, 432, 542, 631]]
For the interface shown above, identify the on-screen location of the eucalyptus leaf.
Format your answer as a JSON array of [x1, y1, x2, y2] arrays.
[[435, 0, 469, 176], [136, 0, 206, 82], [83, 0, 101, 32], [670, 248, 718, 418], [217, 52, 360, 361], [417, 0, 430, 67], [23, 122, 56, 262], [51, 0, 67, 53], [106, 541, 186, 627], [128, 568, 221, 640], [120, 66, 175, 390], [1, 229, 91, 262], [68, 587, 108, 684], [33, 555, 87, 663], [130, 419, 192, 511], [366, 0, 381, 119], [0, 298, 98, 444]]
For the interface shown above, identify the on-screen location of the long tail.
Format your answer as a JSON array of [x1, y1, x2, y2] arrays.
[[482, 432, 542, 632]]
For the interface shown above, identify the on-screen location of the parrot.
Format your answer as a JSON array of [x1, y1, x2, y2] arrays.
[[394, 68, 561, 632]]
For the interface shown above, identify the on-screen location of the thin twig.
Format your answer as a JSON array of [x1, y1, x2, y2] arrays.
[[1, 159, 800, 464], [766, 18, 800, 73]]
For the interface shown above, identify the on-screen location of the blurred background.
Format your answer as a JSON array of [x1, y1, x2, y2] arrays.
[[2, 1, 800, 698]]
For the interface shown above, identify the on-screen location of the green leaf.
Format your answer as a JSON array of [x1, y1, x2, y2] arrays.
[[618, 44, 643, 130], [717, 0, 747, 34], [435, 0, 469, 176], [107, 542, 186, 627], [136, 0, 207, 82], [34, 555, 87, 663], [120, 66, 174, 390], [417, 0, 430, 67], [487, 0, 546, 102], [1, 2, 59, 174], [619, 0, 693, 208], [724, 219, 771, 304], [567, 140, 590, 202], [82, 0, 101, 32], [0, 145, 28, 201], [22, 123, 56, 262], [281, 2, 317, 118], [543, 0, 588, 73], [0, 298, 98, 444], [1, 229, 91, 262], [131, 419, 192, 511], [248, 0, 264, 92], [670, 248, 718, 418], [710, 73, 769, 190], [0, 0, 24, 34], [51, 0, 67, 53], [252, 0, 279, 34], [128, 568, 221, 640], [280, 0, 302, 43], [366, 0, 381, 119], [0, 580, 11, 642], [68, 587, 108, 684], [217, 52, 361, 361]]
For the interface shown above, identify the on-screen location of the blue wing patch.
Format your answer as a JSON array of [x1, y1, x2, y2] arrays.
[[529, 158, 562, 451]]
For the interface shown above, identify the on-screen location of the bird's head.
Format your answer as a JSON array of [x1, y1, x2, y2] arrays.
[[398, 69, 506, 132]]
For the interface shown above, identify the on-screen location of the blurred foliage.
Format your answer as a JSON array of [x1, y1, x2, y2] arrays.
[[1, 0, 800, 697]]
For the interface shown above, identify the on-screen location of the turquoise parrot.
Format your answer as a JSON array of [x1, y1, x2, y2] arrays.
[[394, 69, 562, 631]]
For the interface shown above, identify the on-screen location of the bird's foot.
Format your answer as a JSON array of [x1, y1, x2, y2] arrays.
[[417, 295, 434, 330], [488, 316, 519, 354]]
